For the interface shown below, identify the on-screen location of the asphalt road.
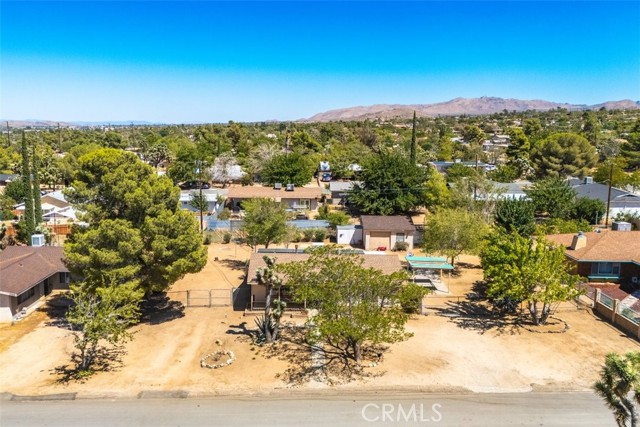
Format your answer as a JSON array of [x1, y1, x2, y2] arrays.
[[0, 392, 614, 427]]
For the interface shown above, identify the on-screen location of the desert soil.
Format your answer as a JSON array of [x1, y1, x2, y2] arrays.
[[0, 243, 638, 397]]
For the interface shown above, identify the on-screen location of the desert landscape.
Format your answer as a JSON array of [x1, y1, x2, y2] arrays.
[[1, 242, 638, 399]]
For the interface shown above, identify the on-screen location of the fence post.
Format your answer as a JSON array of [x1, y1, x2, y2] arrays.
[[612, 299, 620, 323], [208, 290, 212, 308], [187, 290, 191, 307]]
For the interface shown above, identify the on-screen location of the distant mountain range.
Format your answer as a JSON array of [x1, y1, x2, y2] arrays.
[[1, 120, 162, 129], [304, 97, 640, 122]]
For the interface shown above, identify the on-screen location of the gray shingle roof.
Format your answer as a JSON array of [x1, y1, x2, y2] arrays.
[[360, 215, 415, 232], [0, 246, 68, 296]]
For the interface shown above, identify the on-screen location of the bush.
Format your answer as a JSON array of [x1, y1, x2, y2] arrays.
[[316, 204, 330, 220], [240, 174, 253, 186], [302, 229, 314, 242], [326, 211, 350, 229], [312, 228, 327, 242], [217, 208, 231, 220], [222, 232, 232, 244], [537, 218, 593, 235], [203, 234, 212, 245], [393, 241, 409, 251], [399, 284, 427, 314]]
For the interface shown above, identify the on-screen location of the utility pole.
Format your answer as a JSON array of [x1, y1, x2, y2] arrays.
[[195, 160, 204, 234], [5, 121, 10, 148], [604, 162, 614, 229], [57, 122, 62, 152]]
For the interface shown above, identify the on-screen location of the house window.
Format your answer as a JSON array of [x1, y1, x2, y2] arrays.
[[59, 272, 69, 284], [396, 233, 405, 243], [591, 262, 621, 276], [17, 287, 36, 305], [299, 199, 310, 208]]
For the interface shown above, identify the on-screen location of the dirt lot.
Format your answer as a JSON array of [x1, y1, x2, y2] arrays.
[[1, 243, 639, 397]]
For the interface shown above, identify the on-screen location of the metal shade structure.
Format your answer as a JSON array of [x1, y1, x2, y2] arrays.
[[405, 255, 453, 294]]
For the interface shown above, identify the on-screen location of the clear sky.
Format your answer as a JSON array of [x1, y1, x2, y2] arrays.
[[1, 1, 639, 123]]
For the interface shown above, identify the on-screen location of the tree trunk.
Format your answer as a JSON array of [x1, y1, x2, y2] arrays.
[[264, 284, 273, 343], [540, 303, 552, 325], [351, 340, 362, 362], [528, 301, 540, 325]]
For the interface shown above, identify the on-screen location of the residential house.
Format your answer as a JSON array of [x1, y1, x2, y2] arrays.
[[429, 160, 497, 174], [569, 177, 640, 219], [486, 180, 531, 200], [179, 188, 228, 215], [0, 246, 70, 322], [546, 228, 640, 285], [245, 250, 403, 309], [0, 174, 19, 186], [329, 181, 360, 205], [360, 215, 416, 251], [227, 185, 323, 212]]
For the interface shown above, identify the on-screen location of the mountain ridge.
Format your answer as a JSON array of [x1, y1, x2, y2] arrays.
[[304, 97, 640, 122]]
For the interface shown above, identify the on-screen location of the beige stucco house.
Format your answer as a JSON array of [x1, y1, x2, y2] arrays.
[[360, 215, 416, 251]]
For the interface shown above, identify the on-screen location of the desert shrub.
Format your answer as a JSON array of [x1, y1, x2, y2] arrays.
[[302, 229, 314, 242], [537, 218, 592, 235], [393, 241, 409, 252], [203, 234, 212, 245], [217, 208, 231, 220], [222, 231, 232, 244], [313, 228, 327, 242], [399, 283, 428, 314]]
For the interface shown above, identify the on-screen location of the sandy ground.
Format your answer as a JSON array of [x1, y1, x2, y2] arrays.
[[1, 243, 639, 397]]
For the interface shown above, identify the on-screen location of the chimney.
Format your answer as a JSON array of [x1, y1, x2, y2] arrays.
[[570, 231, 587, 250]]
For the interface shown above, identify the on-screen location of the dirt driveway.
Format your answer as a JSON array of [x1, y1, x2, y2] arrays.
[[1, 245, 638, 397]]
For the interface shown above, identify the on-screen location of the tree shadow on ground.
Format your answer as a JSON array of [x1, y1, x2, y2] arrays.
[[229, 322, 385, 386], [219, 259, 248, 271], [430, 281, 521, 335], [232, 283, 251, 311], [52, 345, 127, 384], [140, 293, 185, 325], [42, 294, 73, 328], [450, 261, 482, 278]]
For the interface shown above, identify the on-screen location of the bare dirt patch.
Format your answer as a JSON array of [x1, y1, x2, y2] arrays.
[[1, 245, 639, 397]]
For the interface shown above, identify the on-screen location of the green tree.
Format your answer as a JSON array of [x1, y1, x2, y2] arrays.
[[621, 119, 640, 170], [189, 191, 209, 232], [20, 132, 35, 243], [530, 132, 597, 178], [571, 197, 606, 224], [65, 281, 141, 376], [65, 148, 207, 295], [31, 138, 42, 224], [261, 152, 315, 187], [144, 142, 173, 169], [423, 168, 450, 210], [595, 352, 640, 427], [494, 198, 536, 237], [506, 127, 530, 161], [278, 247, 422, 362], [594, 158, 630, 188], [422, 208, 489, 266], [349, 152, 428, 215], [525, 177, 577, 219], [481, 233, 581, 325], [241, 198, 288, 249]]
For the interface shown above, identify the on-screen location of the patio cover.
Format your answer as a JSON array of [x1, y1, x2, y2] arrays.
[[405, 256, 454, 270]]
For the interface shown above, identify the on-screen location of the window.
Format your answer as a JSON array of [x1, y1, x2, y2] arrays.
[[591, 262, 621, 276], [17, 287, 36, 305], [59, 272, 69, 283], [396, 233, 405, 243]]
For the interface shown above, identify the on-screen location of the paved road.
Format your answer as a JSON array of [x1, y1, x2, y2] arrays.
[[0, 392, 614, 426]]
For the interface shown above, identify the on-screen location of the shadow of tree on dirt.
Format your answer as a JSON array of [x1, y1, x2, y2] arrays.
[[219, 259, 248, 271], [52, 345, 127, 384], [41, 294, 73, 328], [431, 281, 521, 335], [228, 322, 385, 386], [140, 293, 185, 325]]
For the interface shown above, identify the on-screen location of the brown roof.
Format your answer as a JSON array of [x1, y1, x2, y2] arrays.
[[546, 231, 640, 264], [246, 252, 403, 283], [0, 246, 68, 296], [228, 186, 323, 200], [360, 215, 415, 232]]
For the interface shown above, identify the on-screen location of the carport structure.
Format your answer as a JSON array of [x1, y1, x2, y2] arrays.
[[405, 255, 454, 294]]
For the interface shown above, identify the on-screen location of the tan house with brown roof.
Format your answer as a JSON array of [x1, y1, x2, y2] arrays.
[[227, 185, 323, 212], [546, 230, 640, 285], [0, 246, 70, 322], [360, 215, 416, 251], [245, 251, 403, 309]]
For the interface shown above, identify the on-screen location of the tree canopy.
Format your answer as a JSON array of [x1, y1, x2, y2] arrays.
[[481, 232, 581, 325], [261, 152, 316, 187], [349, 151, 428, 215], [64, 148, 207, 296], [530, 132, 597, 178], [241, 198, 288, 249]]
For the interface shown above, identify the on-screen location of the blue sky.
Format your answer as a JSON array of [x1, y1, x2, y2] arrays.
[[1, 1, 639, 123]]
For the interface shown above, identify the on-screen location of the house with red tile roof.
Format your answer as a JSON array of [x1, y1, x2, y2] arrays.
[[0, 246, 70, 322]]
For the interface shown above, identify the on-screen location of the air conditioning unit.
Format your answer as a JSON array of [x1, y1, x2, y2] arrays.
[[285, 184, 294, 191], [274, 183, 282, 190], [31, 234, 45, 247]]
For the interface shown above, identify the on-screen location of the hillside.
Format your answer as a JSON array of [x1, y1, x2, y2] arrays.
[[305, 97, 640, 122]]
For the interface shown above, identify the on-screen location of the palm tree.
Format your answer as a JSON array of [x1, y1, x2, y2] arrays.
[[594, 352, 640, 427]]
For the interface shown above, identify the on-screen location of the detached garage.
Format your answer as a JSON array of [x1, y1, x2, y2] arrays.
[[360, 215, 416, 251]]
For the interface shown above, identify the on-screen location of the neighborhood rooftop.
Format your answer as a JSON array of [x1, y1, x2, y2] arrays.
[[245, 252, 403, 283], [227, 185, 323, 199], [546, 231, 640, 264], [0, 246, 68, 297], [360, 215, 415, 231]]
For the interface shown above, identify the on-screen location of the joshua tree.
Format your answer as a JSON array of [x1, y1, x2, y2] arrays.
[[595, 352, 640, 427], [255, 256, 286, 343]]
